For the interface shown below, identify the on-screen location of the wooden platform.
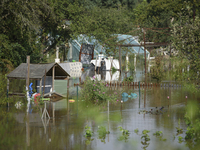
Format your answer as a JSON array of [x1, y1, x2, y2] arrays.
[[43, 92, 65, 102]]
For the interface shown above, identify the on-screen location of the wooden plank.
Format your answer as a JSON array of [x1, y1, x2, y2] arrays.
[[52, 66, 55, 91], [26, 56, 30, 90]]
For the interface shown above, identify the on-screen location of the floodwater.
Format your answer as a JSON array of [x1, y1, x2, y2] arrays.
[[1, 62, 199, 150]]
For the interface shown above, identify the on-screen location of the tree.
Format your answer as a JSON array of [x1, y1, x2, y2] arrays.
[[171, 5, 200, 80], [0, 0, 53, 72]]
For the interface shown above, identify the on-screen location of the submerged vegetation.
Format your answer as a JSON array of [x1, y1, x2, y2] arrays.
[[80, 76, 119, 106], [97, 126, 110, 143]]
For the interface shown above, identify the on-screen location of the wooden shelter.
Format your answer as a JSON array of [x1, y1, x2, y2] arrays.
[[6, 63, 70, 97]]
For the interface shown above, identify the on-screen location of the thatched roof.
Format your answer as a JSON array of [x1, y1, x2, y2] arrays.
[[7, 63, 70, 79]]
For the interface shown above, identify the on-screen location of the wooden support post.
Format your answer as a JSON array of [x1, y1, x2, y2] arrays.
[[39, 78, 42, 94], [7, 79, 9, 97], [52, 66, 55, 92], [119, 46, 122, 75], [26, 56, 30, 100], [26, 56, 30, 91], [43, 69, 46, 96], [53, 102, 55, 126], [7, 78, 9, 107]]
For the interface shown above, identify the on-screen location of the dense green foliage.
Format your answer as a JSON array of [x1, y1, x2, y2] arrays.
[[171, 5, 200, 80], [184, 101, 200, 148], [1, 0, 200, 73], [80, 76, 119, 105], [0, 74, 8, 105], [150, 56, 165, 83]]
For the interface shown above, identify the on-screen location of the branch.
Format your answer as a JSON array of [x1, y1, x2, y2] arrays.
[[43, 36, 61, 54]]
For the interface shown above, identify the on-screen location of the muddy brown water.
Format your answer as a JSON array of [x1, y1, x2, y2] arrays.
[[1, 83, 193, 150], [1, 60, 198, 150]]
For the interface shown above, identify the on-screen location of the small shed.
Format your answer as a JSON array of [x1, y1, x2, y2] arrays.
[[7, 63, 70, 97]]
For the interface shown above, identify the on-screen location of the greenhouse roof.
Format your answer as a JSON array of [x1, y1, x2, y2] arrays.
[[116, 34, 149, 54], [70, 34, 149, 57]]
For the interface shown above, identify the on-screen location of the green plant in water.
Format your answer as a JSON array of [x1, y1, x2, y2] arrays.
[[176, 118, 183, 135], [184, 101, 200, 141], [141, 134, 150, 142], [97, 126, 110, 143], [153, 131, 167, 141], [111, 67, 117, 74], [178, 136, 183, 143], [118, 126, 130, 135], [153, 131, 163, 136], [84, 125, 93, 137], [123, 75, 133, 83], [141, 130, 150, 141], [134, 128, 139, 134], [80, 76, 119, 106], [118, 134, 129, 142], [142, 130, 150, 135], [118, 126, 130, 142], [85, 137, 94, 145]]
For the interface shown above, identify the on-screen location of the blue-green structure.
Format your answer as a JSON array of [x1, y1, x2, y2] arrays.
[[67, 34, 150, 62]]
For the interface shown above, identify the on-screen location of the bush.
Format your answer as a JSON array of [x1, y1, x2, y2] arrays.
[[0, 74, 9, 105], [80, 76, 119, 105]]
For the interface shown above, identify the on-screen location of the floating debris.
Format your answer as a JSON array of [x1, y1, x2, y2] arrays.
[[138, 107, 166, 115]]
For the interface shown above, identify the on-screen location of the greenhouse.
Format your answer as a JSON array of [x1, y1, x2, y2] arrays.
[[67, 34, 150, 62]]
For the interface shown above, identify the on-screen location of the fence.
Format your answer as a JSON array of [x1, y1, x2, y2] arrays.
[[74, 81, 199, 88]]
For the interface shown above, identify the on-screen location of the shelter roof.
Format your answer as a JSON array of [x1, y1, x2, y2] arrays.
[[7, 63, 70, 79]]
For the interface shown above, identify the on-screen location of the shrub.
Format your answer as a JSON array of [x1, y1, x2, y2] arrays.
[[80, 76, 119, 105]]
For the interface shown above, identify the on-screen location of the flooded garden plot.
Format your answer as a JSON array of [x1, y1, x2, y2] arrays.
[[1, 73, 199, 150], [0, 57, 200, 150]]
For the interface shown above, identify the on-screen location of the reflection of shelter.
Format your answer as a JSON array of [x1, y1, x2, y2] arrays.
[[6, 63, 70, 98]]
